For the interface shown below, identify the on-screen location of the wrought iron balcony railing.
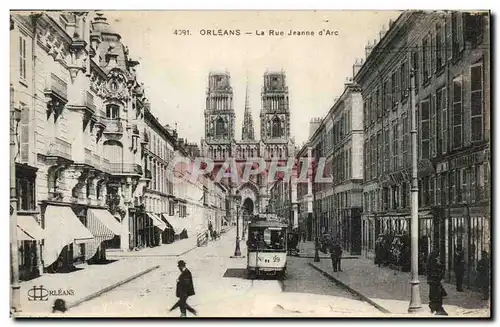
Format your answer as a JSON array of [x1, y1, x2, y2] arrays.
[[102, 118, 124, 134], [108, 163, 142, 175]]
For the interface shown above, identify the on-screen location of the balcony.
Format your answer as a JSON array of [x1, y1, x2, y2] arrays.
[[46, 137, 72, 161], [92, 153, 102, 171], [44, 73, 68, 102], [44, 73, 68, 119], [84, 148, 93, 165], [108, 163, 142, 176], [102, 118, 124, 135]]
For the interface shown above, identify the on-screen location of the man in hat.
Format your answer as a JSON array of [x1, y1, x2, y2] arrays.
[[170, 260, 197, 317]]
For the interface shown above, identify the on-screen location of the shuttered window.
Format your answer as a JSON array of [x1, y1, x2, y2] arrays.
[[452, 77, 463, 149], [470, 62, 484, 142]]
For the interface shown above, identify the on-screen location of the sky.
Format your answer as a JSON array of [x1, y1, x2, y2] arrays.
[[103, 10, 401, 146]]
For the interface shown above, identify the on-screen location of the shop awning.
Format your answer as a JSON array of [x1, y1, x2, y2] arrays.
[[161, 214, 187, 235], [85, 209, 122, 261], [88, 209, 122, 235], [43, 205, 94, 267], [146, 213, 168, 231], [17, 215, 45, 241]]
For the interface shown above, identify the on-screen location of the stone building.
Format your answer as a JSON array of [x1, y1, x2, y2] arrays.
[[355, 11, 490, 287]]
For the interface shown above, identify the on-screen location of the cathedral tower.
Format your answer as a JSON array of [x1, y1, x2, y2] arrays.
[[205, 72, 235, 141], [260, 71, 290, 142]]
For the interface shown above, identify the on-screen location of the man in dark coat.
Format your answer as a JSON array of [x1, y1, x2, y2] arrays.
[[170, 260, 197, 317], [453, 245, 465, 292], [334, 240, 343, 272], [426, 250, 447, 315], [477, 251, 490, 300]]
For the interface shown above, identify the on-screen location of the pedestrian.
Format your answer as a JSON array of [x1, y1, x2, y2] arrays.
[[426, 250, 447, 315], [169, 260, 197, 317], [453, 245, 465, 292], [476, 251, 490, 300], [329, 241, 339, 272], [334, 240, 343, 272], [52, 298, 67, 313]]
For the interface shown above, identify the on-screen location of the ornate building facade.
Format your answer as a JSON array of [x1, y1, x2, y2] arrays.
[[10, 11, 222, 279], [201, 71, 296, 221]]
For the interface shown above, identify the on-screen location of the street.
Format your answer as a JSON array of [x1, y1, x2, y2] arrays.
[[67, 230, 381, 317]]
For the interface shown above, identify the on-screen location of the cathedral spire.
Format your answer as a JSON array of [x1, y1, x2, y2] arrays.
[[241, 81, 255, 141]]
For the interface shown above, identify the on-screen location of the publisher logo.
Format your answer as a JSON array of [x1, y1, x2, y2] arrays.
[[27, 285, 75, 301]]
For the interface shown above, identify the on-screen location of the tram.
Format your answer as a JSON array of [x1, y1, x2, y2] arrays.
[[246, 214, 288, 280]]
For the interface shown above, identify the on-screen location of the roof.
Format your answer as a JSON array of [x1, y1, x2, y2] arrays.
[[248, 220, 288, 228]]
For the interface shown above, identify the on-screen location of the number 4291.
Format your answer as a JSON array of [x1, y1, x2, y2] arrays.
[[174, 30, 191, 36]]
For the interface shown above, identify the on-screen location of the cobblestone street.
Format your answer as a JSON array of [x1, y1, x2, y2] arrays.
[[66, 229, 381, 317]]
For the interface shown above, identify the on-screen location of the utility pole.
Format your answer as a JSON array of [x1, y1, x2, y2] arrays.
[[408, 68, 422, 313], [10, 84, 22, 313]]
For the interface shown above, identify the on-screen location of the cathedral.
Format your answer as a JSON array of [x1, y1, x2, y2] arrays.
[[201, 71, 295, 215]]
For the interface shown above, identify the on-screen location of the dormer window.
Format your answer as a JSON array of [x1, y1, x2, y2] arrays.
[[106, 104, 120, 119]]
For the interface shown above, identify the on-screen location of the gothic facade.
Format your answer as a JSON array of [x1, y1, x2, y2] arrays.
[[201, 71, 295, 216]]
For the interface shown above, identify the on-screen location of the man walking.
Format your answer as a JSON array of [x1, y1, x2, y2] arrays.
[[426, 250, 447, 315], [170, 260, 197, 317], [453, 245, 465, 292], [334, 239, 343, 272], [477, 251, 490, 300]]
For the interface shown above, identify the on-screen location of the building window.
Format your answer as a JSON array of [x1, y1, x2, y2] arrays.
[[106, 104, 120, 119], [16, 176, 35, 211], [392, 122, 398, 171], [272, 116, 282, 138], [441, 173, 448, 205], [471, 62, 484, 142], [452, 77, 463, 149], [377, 131, 382, 177], [375, 88, 381, 119], [452, 12, 465, 57], [436, 87, 447, 154], [215, 117, 226, 137], [422, 37, 430, 82], [400, 61, 408, 100], [19, 35, 27, 80], [436, 24, 446, 69], [384, 127, 390, 174], [383, 79, 391, 112], [391, 72, 397, 109], [402, 114, 409, 167], [450, 170, 457, 203], [411, 50, 419, 94], [420, 99, 430, 160], [430, 94, 437, 158]]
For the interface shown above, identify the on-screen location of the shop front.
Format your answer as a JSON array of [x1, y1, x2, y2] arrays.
[[42, 204, 94, 273]]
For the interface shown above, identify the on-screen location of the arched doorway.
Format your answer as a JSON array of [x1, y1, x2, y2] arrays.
[[243, 198, 254, 215]]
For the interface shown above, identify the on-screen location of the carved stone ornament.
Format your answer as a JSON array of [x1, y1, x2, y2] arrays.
[[102, 70, 131, 103]]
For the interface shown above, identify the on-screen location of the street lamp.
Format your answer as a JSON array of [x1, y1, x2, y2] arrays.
[[408, 68, 422, 313], [231, 196, 242, 258], [10, 85, 22, 313]]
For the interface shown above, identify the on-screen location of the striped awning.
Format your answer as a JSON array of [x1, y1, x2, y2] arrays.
[[43, 205, 94, 267], [161, 214, 188, 235], [85, 209, 122, 261], [147, 213, 168, 231], [17, 215, 45, 241]]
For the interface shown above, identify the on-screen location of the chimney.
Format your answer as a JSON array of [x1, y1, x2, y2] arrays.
[[352, 58, 364, 79], [365, 40, 375, 58], [379, 25, 387, 40], [309, 118, 322, 139]]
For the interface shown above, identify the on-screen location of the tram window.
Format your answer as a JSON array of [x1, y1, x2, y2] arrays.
[[247, 228, 285, 250]]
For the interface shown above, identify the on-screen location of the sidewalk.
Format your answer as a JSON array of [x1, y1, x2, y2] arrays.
[[15, 258, 160, 317], [298, 241, 358, 259], [310, 257, 490, 317], [106, 237, 197, 258]]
